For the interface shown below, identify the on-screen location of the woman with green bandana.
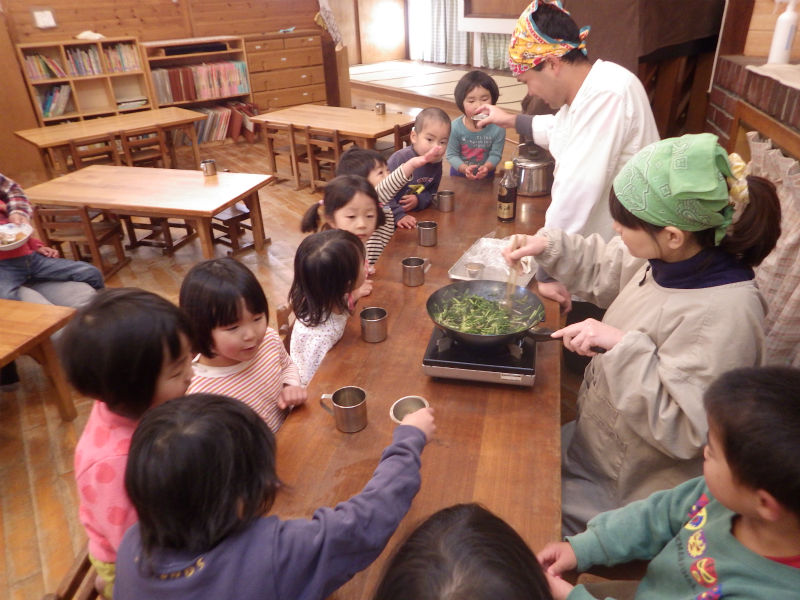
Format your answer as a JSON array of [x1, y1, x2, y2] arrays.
[[503, 133, 782, 536]]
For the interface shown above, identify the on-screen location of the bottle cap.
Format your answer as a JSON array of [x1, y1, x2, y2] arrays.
[[504, 160, 514, 170]]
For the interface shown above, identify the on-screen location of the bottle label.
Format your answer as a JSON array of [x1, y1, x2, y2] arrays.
[[497, 201, 514, 219]]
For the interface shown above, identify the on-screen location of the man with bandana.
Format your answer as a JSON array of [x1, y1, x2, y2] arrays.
[[479, 0, 659, 312]]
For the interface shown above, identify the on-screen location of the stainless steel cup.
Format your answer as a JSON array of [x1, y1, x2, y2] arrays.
[[360, 307, 387, 343], [465, 262, 485, 278], [390, 395, 429, 424], [434, 190, 454, 212], [417, 221, 437, 247], [402, 257, 430, 287], [375, 102, 386, 115], [200, 159, 217, 176], [320, 386, 367, 433]]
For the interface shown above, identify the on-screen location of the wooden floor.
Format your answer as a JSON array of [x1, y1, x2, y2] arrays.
[[1, 92, 577, 600]]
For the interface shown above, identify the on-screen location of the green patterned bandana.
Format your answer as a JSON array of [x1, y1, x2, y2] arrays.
[[613, 133, 734, 245]]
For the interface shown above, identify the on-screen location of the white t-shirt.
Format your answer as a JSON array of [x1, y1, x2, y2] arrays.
[[290, 312, 349, 385]]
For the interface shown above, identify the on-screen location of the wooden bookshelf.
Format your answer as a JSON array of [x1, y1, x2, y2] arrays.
[[16, 37, 153, 126]]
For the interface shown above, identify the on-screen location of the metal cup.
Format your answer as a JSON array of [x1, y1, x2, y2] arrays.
[[402, 257, 431, 287], [200, 159, 217, 176], [320, 386, 367, 433], [389, 395, 429, 424], [434, 190, 454, 212], [375, 102, 386, 115], [360, 306, 387, 343], [465, 262, 485, 278], [417, 221, 437, 247]]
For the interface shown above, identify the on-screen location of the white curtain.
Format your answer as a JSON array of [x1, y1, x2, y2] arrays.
[[481, 33, 511, 70], [409, 0, 469, 64]]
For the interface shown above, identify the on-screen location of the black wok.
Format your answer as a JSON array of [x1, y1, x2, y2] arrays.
[[426, 280, 545, 348]]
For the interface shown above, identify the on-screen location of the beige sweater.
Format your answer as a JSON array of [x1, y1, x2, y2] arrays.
[[536, 231, 767, 535]]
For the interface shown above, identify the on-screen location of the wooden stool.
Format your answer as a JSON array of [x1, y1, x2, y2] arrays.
[[212, 204, 254, 255], [42, 545, 100, 600]]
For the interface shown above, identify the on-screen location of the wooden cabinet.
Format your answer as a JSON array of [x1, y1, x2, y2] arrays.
[[16, 37, 153, 126], [245, 30, 328, 111]]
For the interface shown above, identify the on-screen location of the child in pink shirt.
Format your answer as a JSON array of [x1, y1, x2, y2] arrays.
[[61, 288, 194, 598]]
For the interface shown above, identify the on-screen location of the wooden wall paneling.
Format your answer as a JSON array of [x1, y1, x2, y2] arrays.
[[5, 0, 192, 44], [718, 0, 755, 55], [357, 0, 407, 63], [188, 0, 319, 37], [0, 9, 47, 186], [744, 0, 800, 58]]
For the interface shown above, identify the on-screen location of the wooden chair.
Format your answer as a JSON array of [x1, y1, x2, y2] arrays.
[[375, 121, 414, 159], [33, 205, 130, 278], [119, 125, 170, 168], [41, 545, 100, 600], [303, 126, 349, 193], [262, 123, 307, 190], [68, 134, 121, 170], [276, 304, 295, 353], [212, 203, 254, 256]]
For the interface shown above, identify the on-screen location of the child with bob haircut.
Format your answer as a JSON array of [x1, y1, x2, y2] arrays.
[[374, 503, 553, 600], [336, 145, 441, 264], [504, 133, 782, 535], [446, 70, 506, 179], [179, 257, 306, 432], [387, 107, 450, 229], [60, 288, 194, 598], [538, 366, 800, 600], [289, 229, 366, 385], [114, 392, 436, 600]]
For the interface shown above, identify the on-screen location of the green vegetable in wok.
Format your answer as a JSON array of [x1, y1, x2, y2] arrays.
[[432, 293, 544, 335]]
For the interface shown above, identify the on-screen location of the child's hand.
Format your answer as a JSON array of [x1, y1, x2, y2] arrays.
[[367, 263, 376, 276], [552, 318, 622, 356], [400, 407, 435, 441], [396, 215, 417, 229], [462, 164, 479, 180], [405, 146, 444, 175], [399, 194, 419, 211], [544, 571, 575, 600], [36, 246, 59, 258], [475, 163, 492, 179], [8, 213, 30, 226], [352, 279, 373, 301], [537, 541, 577, 577], [279, 385, 308, 410]]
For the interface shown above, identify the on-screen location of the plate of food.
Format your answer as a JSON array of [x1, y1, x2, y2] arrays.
[[0, 222, 33, 251]]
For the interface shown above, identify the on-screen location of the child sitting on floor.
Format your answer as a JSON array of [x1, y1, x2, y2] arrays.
[[179, 257, 306, 432], [337, 145, 442, 264], [538, 366, 800, 600], [446, 70, 506, 179], [114, 392, 435, 600], [60, 288, 194, 598], [387, 107, 451, 229], [375, 503, 553, 600]]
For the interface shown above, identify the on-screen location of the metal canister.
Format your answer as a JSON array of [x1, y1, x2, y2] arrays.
[[375, 102, 386, 115], [200, 159, 217, 176], [513, 143, 553, 196]]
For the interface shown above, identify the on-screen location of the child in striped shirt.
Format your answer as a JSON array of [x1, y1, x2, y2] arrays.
[[179, 257, 306, 432]]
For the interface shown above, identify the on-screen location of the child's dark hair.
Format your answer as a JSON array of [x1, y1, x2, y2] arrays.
[[531, 3, 589, 68], [454, 70, 500, 113], [289, 229, 364, 326], [58, 288, 193, 419], [179, 257, 269, 357], [374, 503, 553, 600], [125, 393, 280, 559], [300, 174, 386, 233], [609, 175, 781, 267], [414, 107, 451, 133], [336, 147, 386, 178], [704, 367, 800, 517]]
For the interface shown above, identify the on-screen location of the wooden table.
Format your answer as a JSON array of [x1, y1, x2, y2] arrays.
[[251, 104, 414, 148], [0, 300, 76, 421], [25, 166, 272, 260], [14, 107, 208, 176], [271, 176, 561, 598]]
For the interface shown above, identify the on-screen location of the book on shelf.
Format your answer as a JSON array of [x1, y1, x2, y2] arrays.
[[38, 84, 72, 117], [104, 43, 141, 73], [24, 54, 67, 79], [151, 61, 249, 105], [116, 97, 148, 110], [66, 46, 102, 76]]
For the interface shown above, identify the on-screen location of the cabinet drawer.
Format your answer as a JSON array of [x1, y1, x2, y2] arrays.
[[250, 66, 325, 92], [250, 47, 323, 71], [246, 39, 283, 54], [254, 84, 327, 110], [284, 35, 321, 49]]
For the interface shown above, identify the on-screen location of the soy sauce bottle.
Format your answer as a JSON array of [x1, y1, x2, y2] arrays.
[[497, 160, 517, 222]]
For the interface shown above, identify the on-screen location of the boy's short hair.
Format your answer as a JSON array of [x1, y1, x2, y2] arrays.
[[705, 366, 800, 517], [454, 70, 500, 113], [58, 288, 194, 419], [413, 107, 451, 133], [532, 3, 590, 69], [179, 257, 269, 357], [336, 147, 386, 178], [125, 393, 280, 557], [374, 503, 552, 600]]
